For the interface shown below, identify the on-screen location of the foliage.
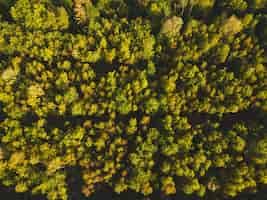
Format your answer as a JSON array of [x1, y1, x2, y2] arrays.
[[0, 0, 267, 200]]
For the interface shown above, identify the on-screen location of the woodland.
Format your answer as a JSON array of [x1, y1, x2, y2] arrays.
[[1, 0, 267, 200]]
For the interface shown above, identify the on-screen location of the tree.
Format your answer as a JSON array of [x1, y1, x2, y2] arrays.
[[221, 15, 243, 36], [160, 16, 183, 37], [11, 0, 69, 30]]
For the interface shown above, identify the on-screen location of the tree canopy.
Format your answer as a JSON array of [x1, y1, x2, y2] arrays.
[[0, 0, 267, 200]]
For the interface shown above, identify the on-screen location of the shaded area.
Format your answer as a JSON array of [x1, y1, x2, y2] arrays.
[[185, 107, 267, 129], [0, 184, 46, 200]]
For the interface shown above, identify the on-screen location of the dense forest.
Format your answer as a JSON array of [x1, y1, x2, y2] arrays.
[[1, 0, 267, 200]]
